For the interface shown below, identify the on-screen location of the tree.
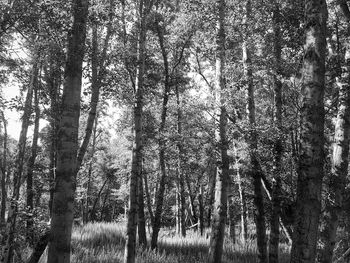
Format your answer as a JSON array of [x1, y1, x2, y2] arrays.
[[124, 0, 150, 261], [1, 48, 39, 263], [290, 0, 327, 262], [207, 0, 229, 262], [47, 0, 89, 262]]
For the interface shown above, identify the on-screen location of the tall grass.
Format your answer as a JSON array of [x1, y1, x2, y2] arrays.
[[66, 222, 290, 263]]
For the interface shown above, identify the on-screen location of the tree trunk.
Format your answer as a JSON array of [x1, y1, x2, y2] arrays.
[[138, 168, 147, 246], [26, 83, 41, 244], [198, 184, 205, 236], [228, 197, 236, 243], [26, 230, 50, 263], [243, 1, 267, 262], [76, 2, 113, 171], [47, 0, 88, 262], [1, 52, 38, 263], [84, 115, 98, 223], [151, 17, 171, 250], [0, 111, 7, 225], [124, 0, 148, 261], [144, 171, 154, 227], [290, 0, 327, 262], [176, 85, 186, 237], [234, 145, 248, 242], [318, 4, 350, 262], [208, 1, 229, 262], [269, 2, 283, 263]]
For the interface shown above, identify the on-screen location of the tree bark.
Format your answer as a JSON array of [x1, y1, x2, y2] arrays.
[[176, 85, 186, 237], [290, 0, 327, 262], [243, 1, 267, 262], [234, 145, 248, 243], [318, 5, 350, 263], [47, 0, 88, 262], [124, 0, 149, 261], [151, 15, 171, 250], [26, 83, 41, 244], [0, 111, 7, 225], [208, 1, 229, 262], [1, 51, 38, 263], [269, 2, 283, 263], [76, 1, 113, 171]]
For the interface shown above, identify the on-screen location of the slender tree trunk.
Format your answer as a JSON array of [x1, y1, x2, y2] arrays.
[[290, 0, 327, 262], [228, 197, 236, 243], [318, 5, 350, 263], [176, 85, 186, 237], [243, 1, 267, 262], [26, 84, 41, 244], [206, 157, 216, 227], [0, 111, 7, 225], [1, 52, 38, 263], [84, 115, 98, 223], [47, 0, 89, 262], [208, 1, 229, 262], [269, 2, 283, 263], [234, 145, 248, 242], [144, 171, 154, 227], [124, 0, 148, 261], [151, 17, 171, 250], [76, 2, 113, 171], [198, 185, 204, 236], [138, 167, 147, 246]]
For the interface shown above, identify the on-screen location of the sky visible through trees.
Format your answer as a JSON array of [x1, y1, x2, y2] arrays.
[[0, 0, 349, 263]]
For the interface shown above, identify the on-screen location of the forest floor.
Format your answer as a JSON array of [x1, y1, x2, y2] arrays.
[[37, 222, 290, 263]]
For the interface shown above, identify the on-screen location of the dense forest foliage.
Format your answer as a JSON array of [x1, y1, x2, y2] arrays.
[[0, 0, 348, 263]]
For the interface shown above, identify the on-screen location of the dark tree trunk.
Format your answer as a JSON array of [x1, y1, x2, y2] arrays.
[[0, 111, 7, 225], [26, 84, 41, 244], [290, 0, 327, 262], [124, 0, 149, 261], [47, 0, 89, 262], [151, 17, 171, 250], [243, 1, 267, 262]]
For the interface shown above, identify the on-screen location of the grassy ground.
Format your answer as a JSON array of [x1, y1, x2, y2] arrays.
[[66, 222, 290, 263]]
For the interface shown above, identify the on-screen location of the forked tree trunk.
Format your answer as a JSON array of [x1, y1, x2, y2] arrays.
[[26, 84, 41, 244], [318, 3, 350, 262], [124, 0, 149, 261], [47, 0, 88, 262], [1, 52, 38, 263], [243, 1, 267, 263], [269, 2, 283, 263], [151, 17, 171, 250], [290, 0, 327, 262], [208, 0, 229, 262]]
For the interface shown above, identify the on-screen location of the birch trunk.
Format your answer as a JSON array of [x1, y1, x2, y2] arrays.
[[318, 3, 350, 262], [208, 0, 229, 262], [269, 2, 283, 263], [47, 0, 88, 262], [290, 0, 327, 262]]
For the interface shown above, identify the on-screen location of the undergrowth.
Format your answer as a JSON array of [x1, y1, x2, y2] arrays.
[[63, 222, 290, 263]]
